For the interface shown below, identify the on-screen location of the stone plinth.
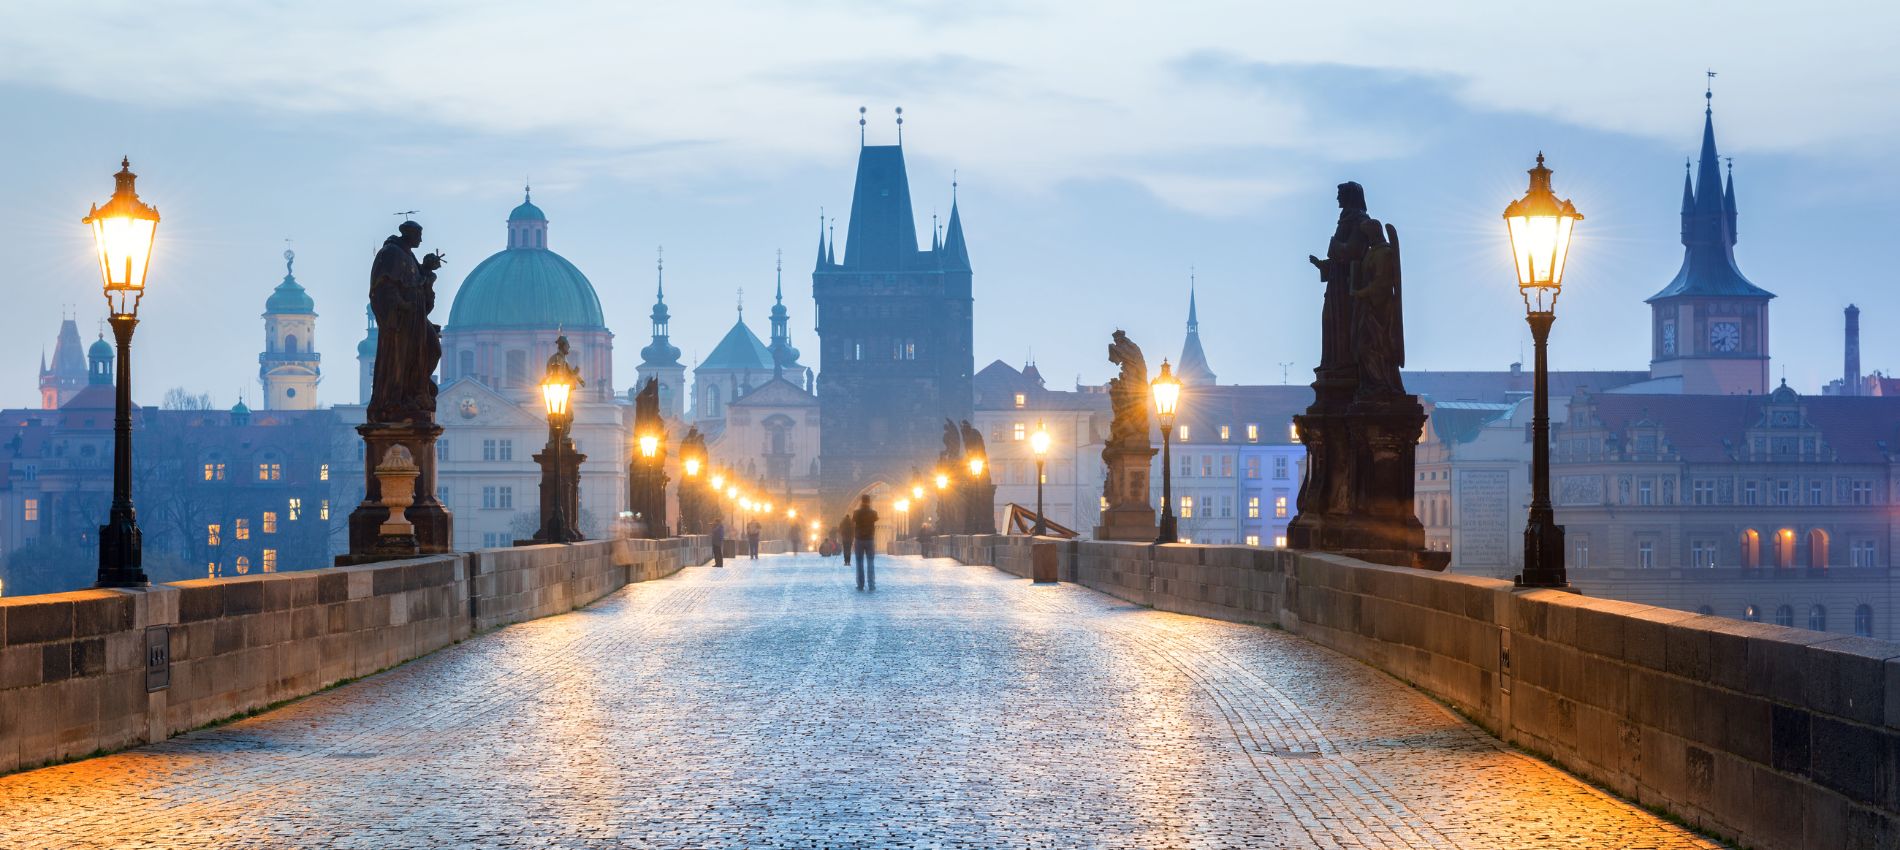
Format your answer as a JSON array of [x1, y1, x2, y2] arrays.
[[1095, 445, 1158, 542], [343, 422, 452, 565], [1287, 395, 1445, 571]]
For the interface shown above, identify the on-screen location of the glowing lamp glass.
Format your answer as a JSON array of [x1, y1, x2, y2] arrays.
[[967, 456, 985, 477], [83, 159, 160, 313], [542, 378, 572, 417], [638, 434, 660, 458], [934, 473, 950, 490], [1029, 426, 1051, 457], [684, 458, 701, 477], [1502, 153, 1583, 308], [1151, 361, 1182, 419], [911, 484, 925, 500], [711, 473, 725, 490]]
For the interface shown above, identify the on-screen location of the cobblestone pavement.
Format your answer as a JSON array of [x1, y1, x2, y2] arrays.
[[2, 554, 1724, 849]]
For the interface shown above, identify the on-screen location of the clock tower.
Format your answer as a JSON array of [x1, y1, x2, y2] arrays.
[[1647, 89, 1773, 395]]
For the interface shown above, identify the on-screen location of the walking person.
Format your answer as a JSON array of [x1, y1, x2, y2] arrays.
[[839, 514, 854, 566], [709, 518, 726, 568], [746, 518, 762, 559], [853, 495, 879, 592]]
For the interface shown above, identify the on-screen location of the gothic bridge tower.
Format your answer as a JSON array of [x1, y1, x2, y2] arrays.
[[814, 115, 974, 513]]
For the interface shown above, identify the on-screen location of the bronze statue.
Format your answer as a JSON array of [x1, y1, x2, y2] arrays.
[[635, 376, 661, 425], [941, 419, 963, 462], [1105, 330, 1151, 449], [1308, 182, 1373, 383], [1351, 220, 1407, 399], [367, 221, 445, 424], [544, 335, 584, 392]]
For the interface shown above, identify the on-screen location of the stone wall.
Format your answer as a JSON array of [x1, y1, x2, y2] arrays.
[[0, 536, 710, 775], [923, 535, 1900, 850]]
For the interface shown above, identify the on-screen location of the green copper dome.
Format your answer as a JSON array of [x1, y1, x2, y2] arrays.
[[88, 334, 112, 360], [446, 194, 605, 330], [264, 251, 316, 314]]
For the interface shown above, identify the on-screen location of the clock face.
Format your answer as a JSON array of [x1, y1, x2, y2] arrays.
[[1661, 321, 1677, 355], [1708, 321, 1741, 353]]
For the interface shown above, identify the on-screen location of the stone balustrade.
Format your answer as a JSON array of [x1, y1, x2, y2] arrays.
[[0, 536, 713, 775], [922, 534, 1900, 850]]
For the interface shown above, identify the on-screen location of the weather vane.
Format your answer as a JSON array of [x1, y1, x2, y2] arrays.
[[394, 210, 419, 220]]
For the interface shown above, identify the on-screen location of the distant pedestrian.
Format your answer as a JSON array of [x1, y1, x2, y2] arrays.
[[709, 519, 726, 568], [839, 514, 854, 566], [853, 495, 879, 592], [790, 520, 801, 554], [746, 518, 762, 559]]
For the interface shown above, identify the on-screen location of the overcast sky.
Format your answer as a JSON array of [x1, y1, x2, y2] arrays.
[[2, 1, 1895, 407]]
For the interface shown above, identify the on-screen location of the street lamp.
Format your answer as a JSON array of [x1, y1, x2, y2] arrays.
[[1030, 421, 1052, 536], [87, 158, 160, 588], [895, 498, 910, 537], [535, 366, 580, 543], [1152, 359, 1182, 544], [1504, 152, 1582, 589]]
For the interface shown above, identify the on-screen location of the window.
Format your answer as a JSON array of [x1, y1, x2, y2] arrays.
[[1575, 539, 1590, 568], [483, 532, 507, 548], [319, 463, 329, 481], [1853, 540, 1877, 567], [1774, 605, 1794, 628], [20, 498, 37, 522], [483, 439, 497, 461], [1180, 455, 1193, 478], [1246, 424, 1259, 442], [1691, 479, 1714, 505], [1637, 541, 1654, 569], [235, 555, 251, 575], [1219, 495, 1232, 518], [1180, 496, 1194, 518], [437, 440, 449, 461], [1808, 605, 1827, 632], [1809, 481, 1824, 505], [320, 499, 330, 521], [1221, 456, 1233, 478], [262, 549, 277, 573], [207, 563, 219, 579], [1742, 481, 1758, 505], [207, 523, 221, 546], [1014, 393, 1026, 409], [1638, 481, 1653, 506], [498, 440, 514, 461], [1248, 496, 1260, 519], [258, 462, 281, 481], [1855, 605, 1875, 638], [1013, 423, 1025, 441], [1274, 495, 1288, 519], [1775, 481, 1792, 506], [287, 499, 301, 521], [1691, 540, 1717, 568], [1852, 480, 1875, 505], [235, 518, 250, 540], [1202, 456, 1213, 477], [482, 486, 497, 509], [498, 486, 514, 510], [1219, 425, 1231, 441], [262, 512, 278, 534], [1273, 456, 1289, 479], [202, 463, 226, 481], [1245, 535, 1260, 546], [1178, 425, 1190, 442], [1273, 535, 1287, 548], [1246, 457, 1261, 479]]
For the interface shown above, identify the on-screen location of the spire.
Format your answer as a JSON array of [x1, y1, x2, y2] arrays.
[[1648, 84, 1772, 303], [1176, 270, 1216, 386], [769, 250, 800, 376], [1693, 87, 1725, 218], [640, 246, 681, 368], [1723, 157, 1738, 245], [941, 192, 970, 271], [814, 208, 828, 272], [1187, 268, 1200, 331]]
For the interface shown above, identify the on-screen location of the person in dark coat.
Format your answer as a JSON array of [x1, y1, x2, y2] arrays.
[[839, 514, 854, 566], [709, 519, 726, 568], [853, 495, 879, 592], [746, 518, 762, 559]]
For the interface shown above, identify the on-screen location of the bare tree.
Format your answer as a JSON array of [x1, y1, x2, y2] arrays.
[[161, 387, 215, 411]]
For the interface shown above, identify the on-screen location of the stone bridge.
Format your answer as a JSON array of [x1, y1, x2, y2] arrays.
[[0, 537, 1892, 848]]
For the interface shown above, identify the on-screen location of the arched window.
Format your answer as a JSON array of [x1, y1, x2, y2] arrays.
[[1808, 605, 1827, 632], [1775, 529, 1796, 568], [284, 334, 299, 354], [1774, 605, 1794, 627], [1855, 605, 1875, 638], [1743, 605, 1761, 623], [1740, 529, 1760, 568], [1807, 529, 1829, 569], [235, 555, 252, 575]]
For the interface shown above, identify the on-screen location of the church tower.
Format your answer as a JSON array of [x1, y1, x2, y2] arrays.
[[356, 305, 377, 405], [814, 113, 975, 512], [260, 249, 321, 409], [1647, 88, 1774, 395], [87, 331, 113, 386], [768, 251, 803, 382], [1176, 274, 1216, 386], [635, 249, 686, 419], [39, 317, 86, 409]]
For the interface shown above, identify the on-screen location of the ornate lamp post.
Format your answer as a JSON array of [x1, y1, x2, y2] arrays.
[[532, 366, 583, 543], [679, 454, 702, 534], [933, 469, 951, 537], [1504, 153, 1583, 589], [1151, 360, 1182, 544], [86, 158, 159, 588], [1030, 422, 1051, 536]]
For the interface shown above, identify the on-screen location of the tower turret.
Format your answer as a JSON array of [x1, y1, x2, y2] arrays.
[[88, 332, 113, 386], [356, 305, 377, 405], [635, 248, 686, 418], [260, 248, 320, 409], [769, 250, 801, 376]]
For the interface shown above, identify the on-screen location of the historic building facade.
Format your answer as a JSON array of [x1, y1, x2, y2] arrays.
[[813, 133, 974, 513], [971, 360, 1109, 536], [259, 250, 321, 410]]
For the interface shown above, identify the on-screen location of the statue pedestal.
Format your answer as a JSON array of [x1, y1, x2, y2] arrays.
[[1287, 394, 1446, 571], [519, 436, 585, 545], [1095, 445, 1159, 542], [341, 422, 453, 565], [628, 462, 669, 539], [966, 480, 998, 534]]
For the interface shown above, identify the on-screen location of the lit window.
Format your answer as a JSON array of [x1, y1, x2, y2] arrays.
[[207, 563, 219, 579], [1219, 425, 1231, 441], [287, 498, 301, 521], [1289, 421, 1299, 441], [1221, 456, 1233, 478], [262, 549, 277, 573], [319, 463, 329, 481], [258, 462, 281, 481], [320, 499, 330, 520], [235, 556, 251, 575], [22, 499, 37, 521], [203, 462, 225, 481], [202, 464, 215, 481], [235, 518, 250, 540], [1013, 423, 1025, 441], [1273, 535, 1287, 548], [1014, 393, 1026, 409], [1246, 424, 1258, 442], [1180, 496, 1194, 518], [1246, 457, 1260, 479], [1178, 425, 1190, 441], [1248, 496, 1260, 518], [207, 523, 221, 546], [262, 512, 278, 534], [1245, 535, 1260, 547], [1274, 495, 1288, 519], [1099, 496, 1108, 510]]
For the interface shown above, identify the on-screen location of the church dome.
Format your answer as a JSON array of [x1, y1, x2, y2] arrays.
[[264, 250, 316, 314], [88, 334, 112, 361], [446, 192, 606, 331]]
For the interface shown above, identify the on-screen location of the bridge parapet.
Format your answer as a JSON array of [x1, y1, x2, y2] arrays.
[[0, 536, 713, 776], [923, 535, 1900, 850]]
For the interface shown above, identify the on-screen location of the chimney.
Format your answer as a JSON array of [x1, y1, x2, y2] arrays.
[[1845, 304, 1862, 396]]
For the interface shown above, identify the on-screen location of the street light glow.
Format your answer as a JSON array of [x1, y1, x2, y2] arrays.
[[84, 158, 160, 316], [1503, 152, 1583, 313], [638, 433, 660, 458]]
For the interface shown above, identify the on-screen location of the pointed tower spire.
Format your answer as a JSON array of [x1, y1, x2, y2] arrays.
[[639, 246, 681, 369], [1723, 157, 1738, 245], [815, 208, 828, 271], [941, 176, 970, 272], [769, 249, 798, 378], [1176, 268, 1216, 386]]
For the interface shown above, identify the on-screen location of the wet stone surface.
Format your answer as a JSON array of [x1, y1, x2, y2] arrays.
[[2, 554, 1724, 849]]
